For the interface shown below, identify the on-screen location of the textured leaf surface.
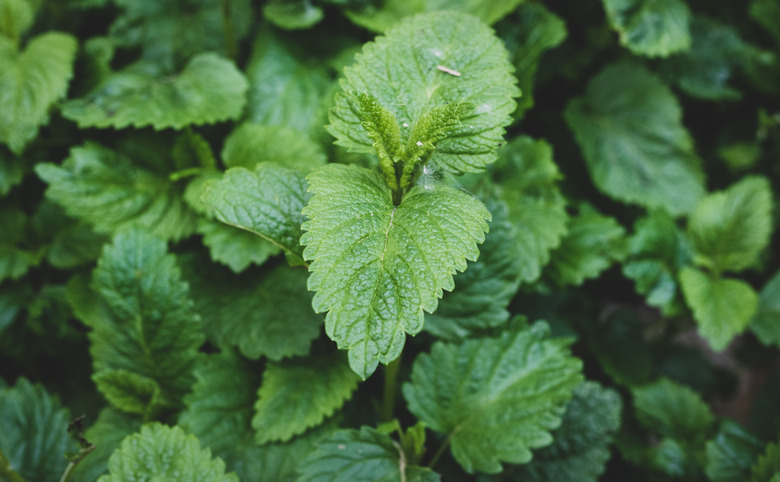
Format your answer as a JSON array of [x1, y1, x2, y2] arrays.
[[346, 0, 525, 32], [706, 420, 764, 482], [403, 320, 584, 473], [67, 409, 142, 482], [493, 136, 567, 283], [564, 63, 704, 216], [328, 11, 520, 174], [680, 267, 759, 351], [36, 143, 199, 241], [62, 53, 248, 130], [601, 0, 691, 57], [253, 351, 359, 444], [0, 33, 77, 153], [301, 163, 491, 378], [546, 205, 626, 287], [424, 186, 521, 340], [184, 257, 322, 361], [632, 378, 714, 441], [202, 164, 310, 266], [222, 123, 326, 172], [89, 229, 204, 411], [97, 424, 238, 482], [623, 211, 692, 315], [687, 176, 773, 274], [489, 381, 622, 481], [92, 370, 162, 416], [0, 378, 77, 482], [298, 426, 440, 482], [751, 270, 780, 347]]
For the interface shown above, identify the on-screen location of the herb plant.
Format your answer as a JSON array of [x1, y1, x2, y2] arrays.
[[1, 0, 780, 481]]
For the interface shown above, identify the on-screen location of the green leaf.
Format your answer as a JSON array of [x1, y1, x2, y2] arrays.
[[492, 136, 568, 283], [632, 378, 714, 442], [0, 206, 35, 283], [546, 205, 626, 287], [705, 420, 765, 482], [751, 270, 780, 347], [245, 28, 333, 137], [497, 3, 567, 117], [36, 142, 199, 241], [31, 201, 106, 269], [89, 229, 204, 411], [0, 33, 77, 154], [301, 163, 490, 378], [298, 426, 440, 482], [601, 0, 691, 57], [171, 129, 216, 172], [0, 148, 25, 196], [198, 220, 281, 273], [564, 62, 704, 216], [0, 0, 35, 42], [660, 18, 757, 101], [253, 351, 360, 444], [680, 267, 759, 351], [222, 123, 327, 172], [203, 164, 310, 266], [97, 423, 238, 482], [67, 409, 142, 482], [751, 435, 780, 482], [184, 257, 322, 361], [424, 184, 522, 341], [263, 0, 324, 30], [92, 370, 163, 417], [687, 176, 774, 274], [492, 381, 622, 482], [403, 320, 584, 474], [622, 211, 692, 315], [345, 0, 525, 32], [61, 53, 248, 130], [751, 0, 780, 45], [328, 11, 520, 175], [0, 378, 77, 482]]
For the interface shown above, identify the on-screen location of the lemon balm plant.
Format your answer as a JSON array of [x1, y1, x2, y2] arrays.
[[2, 0, 780, 481]]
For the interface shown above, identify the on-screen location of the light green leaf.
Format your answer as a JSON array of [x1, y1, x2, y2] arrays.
[[301, 163, 490, 378], [489, 381, 622, 482], [89, 229, 204, 411], [253, 351, 359, 444], [622, 211, 692, 315], [751, 435, 780, 482], [97, 424, 238, 482], [92, 370, 163, 417], [345, 0, 525, 32], [0, 0, 35, 42], [706, 420, 765, 482], [298, 426, 440, 482], [564, 62, 704, 216], [263, 0, 323, 30], [61, 53, 248, 130], [493, 136, 567, 283], [632, 378, 714, 442], [36, 142, 199, 241], [202, 164, 310, 266], [198, 220, 281, 273], [403, 320, 584, 474], [67, 409, 142, 482], [0, 33, 77, 154], [222, 123, 326, 172], [687, 176, 773, 274], [601, 0, 691, 57], [245, 28, 333, 137], [0, 378, 77, 482], [546, 204, 626, 287], [680, 267, 758, 351], [424, 184, 522, 341], [328, 11, 520, 175], [751, 270, 780, 347], [497, 3, 567, 117], [184, 257, 322, 361]]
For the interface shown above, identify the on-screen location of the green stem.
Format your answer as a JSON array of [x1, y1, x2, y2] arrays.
[[0, 447, 26, 482], [380, 356, 401, 422], [221, 0, 236, 61], [427, 434, 452, 470]]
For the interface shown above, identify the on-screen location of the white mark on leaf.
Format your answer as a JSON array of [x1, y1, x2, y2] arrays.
[[437, 65, 461, 77]]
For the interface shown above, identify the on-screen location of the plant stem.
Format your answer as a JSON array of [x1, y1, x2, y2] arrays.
[[221, 0, 236, 61], [427, 435, 452, 470], [380, 356, 401, 422]]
